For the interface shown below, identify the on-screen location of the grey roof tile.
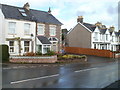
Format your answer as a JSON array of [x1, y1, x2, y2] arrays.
[[99, 28, 107, 34], [83, 23, 96, 32], [37, 36, 51, 44], [1, 4, 62, 25]]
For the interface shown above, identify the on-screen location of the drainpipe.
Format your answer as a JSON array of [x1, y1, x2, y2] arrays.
[[35, 22, 37, 53]]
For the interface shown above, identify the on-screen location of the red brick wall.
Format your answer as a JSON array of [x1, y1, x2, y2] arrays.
[[65, 47, 114, 58], [10, 56, 57, 63]]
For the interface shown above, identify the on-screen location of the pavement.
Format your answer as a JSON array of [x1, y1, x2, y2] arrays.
[[1, 55, 120, 88]]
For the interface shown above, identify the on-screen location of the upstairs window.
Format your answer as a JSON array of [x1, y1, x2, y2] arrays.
[[94, 32, 98, 41], [8, 22, 16, 34], [106, 34, 108, 41], [24, 23, 30, 35], [37, 24, 45, 35], [49, 25, 56, 36], [112, 36, 114, 42]]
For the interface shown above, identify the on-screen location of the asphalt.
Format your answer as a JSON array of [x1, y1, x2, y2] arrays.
[[2, 55, 120, 88]]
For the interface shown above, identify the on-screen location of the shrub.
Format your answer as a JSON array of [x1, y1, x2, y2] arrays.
[[0, 44, 9, 62], [24, 52, 36, 56], [45, 50, 56, 56], [61, 54, 86, 59], [36, 51, 42, 56]]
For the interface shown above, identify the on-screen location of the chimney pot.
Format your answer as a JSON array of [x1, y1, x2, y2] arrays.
[[48, 7, 51, 14], [23, 2, 30, 11], [77, 16, 83, 23]]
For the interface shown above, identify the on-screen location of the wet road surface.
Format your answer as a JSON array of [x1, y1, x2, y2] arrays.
[[2, 55, 120, 88]]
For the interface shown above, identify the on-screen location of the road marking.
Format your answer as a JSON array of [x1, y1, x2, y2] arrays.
[[75, 68, 98, 73], [10, 74, 59, 84], [3, 68, 12, 70]]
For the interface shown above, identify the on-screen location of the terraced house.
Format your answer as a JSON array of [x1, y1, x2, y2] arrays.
[[0, 3, 62, 55], [66, 16, 120, 51]]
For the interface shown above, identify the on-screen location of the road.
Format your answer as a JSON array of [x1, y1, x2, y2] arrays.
[[2, 56, 120, 88]]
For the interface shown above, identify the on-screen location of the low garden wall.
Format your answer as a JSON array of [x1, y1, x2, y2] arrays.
[[114, 53, 120, 58], [10, 55, 57, 63]]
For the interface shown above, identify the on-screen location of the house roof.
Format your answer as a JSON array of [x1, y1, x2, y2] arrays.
[[31, 9, 62, 25], [1, 4, 62, 25], [37, 36, 51, 44], [83, 23, 96, 32], [115, 32, 119, 36], [99, 28, 107, 34]]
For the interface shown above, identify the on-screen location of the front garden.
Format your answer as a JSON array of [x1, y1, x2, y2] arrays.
[[1, 45, 87, 64]]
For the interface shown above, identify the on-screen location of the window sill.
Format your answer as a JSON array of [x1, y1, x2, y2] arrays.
[[8, 33, 17, 35]]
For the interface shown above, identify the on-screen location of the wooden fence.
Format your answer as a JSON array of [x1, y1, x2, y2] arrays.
[[65, 47, 115, 58]]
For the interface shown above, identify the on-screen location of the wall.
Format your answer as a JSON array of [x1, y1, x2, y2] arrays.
[[45, 23, 62, 52], [4, 19, 36, 55], [67, 23, 91, 48], [65, 47, 114, 58], [0, 4, 5, 44], [10, 55, 57, 63]]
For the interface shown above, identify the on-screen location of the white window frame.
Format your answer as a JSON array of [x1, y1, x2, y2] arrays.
[[9, 41, 15, 53], [8, 22, 16, 34], [94, 32, 98, 41], [24, 23, 31, 35], [49, 25, 56, 36], [24, 41, 30, 52], [37, 24, 45, 35], [106, 34, 108, 41]]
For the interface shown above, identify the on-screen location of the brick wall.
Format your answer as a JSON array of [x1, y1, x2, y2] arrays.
[[65, 47, 114, 58], [10, 56, 57, 63]]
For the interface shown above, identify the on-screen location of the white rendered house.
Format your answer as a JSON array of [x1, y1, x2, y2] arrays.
[[0, 3, 62, 55]]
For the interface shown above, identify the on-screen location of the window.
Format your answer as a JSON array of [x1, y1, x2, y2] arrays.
[[115, 37, 118, 42], [49, 25, 56, 36], [18, 9, 27, 17], [48, 37, 58, 41], [9, 41, 14, 52], [8, 22, 16, 34], [24, 23, 30, 35], [106, 34, 108, 41], [24, 41, 30, 52], [37, 24, 44, 35], [100, 34, 102, 40], [94, 32, 98, 41], [43, 45, 51, 54], [112, 36, 114, 42]]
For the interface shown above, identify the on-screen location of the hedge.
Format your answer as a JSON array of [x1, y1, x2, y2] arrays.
[[0, 44, 9, 62]]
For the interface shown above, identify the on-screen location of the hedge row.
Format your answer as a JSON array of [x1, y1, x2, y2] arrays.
[[0, 44, 9, 62]]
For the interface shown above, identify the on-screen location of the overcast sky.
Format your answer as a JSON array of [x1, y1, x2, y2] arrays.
[[0, 0, 119, 31]]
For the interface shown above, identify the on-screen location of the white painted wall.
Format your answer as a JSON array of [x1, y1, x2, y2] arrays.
[[0, 4, 5, 45], [4, 19, 36, 55]]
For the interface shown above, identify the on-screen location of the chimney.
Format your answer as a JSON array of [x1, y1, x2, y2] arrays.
[[48, 7, 51, 14], [95, 22, 102, 27], [77, 16, 83, 23], [109, 26, 115, 32], [23, 2, 30, 11]]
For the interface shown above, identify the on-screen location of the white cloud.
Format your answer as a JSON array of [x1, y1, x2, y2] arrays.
[[52, 9, 61, 16]]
